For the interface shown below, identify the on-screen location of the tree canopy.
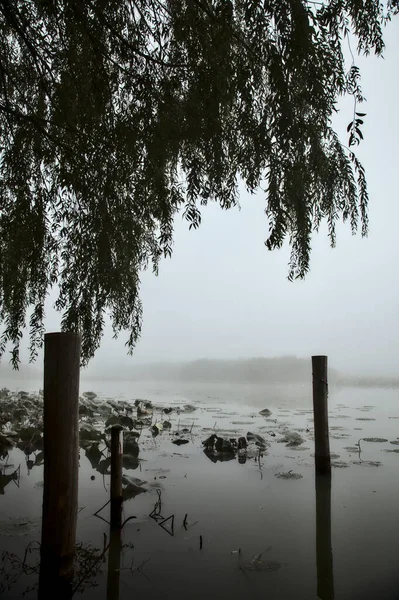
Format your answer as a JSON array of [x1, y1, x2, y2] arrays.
[[0, 0, 397, 366]]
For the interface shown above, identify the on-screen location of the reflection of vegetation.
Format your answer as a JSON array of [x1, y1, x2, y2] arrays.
[[0, 540, 107, 597], [0, 541, 39, 597]]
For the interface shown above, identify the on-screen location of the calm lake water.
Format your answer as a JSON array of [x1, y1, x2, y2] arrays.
[[1, 379, 399, 599]]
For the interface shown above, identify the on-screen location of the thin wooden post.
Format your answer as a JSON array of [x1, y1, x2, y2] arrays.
[[106, 525, 122, 600], [312, 355, 331, 475], [39, 332, 81, 596], [316, 473, 334, 599], [110, 426, 123, 528]]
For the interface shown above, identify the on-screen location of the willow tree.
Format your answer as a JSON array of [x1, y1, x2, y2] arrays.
[[0, 0, 397, 366]]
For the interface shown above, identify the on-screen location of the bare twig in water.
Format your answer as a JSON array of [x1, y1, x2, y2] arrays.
[[128, 557, 151, 580], [136, 558, 151, 572], [122, 516, 137, 528], [357, 438, 364, 461], [22, 541, 41, 568], [93, 499, 111, 525], [159, 514, 174, 536], [149, 489, 163, 521], [239, 565, 251, 580], [71, 541, 111, 595], [138, 421, 144, 440], [200, 535, 203, 550], [183, 514, 188, 529]]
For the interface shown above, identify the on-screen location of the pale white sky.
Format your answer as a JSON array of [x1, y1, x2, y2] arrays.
[[13, 18, 399, 378]]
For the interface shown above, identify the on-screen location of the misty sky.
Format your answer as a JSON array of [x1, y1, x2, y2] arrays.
[[14, 19, 399, 378]]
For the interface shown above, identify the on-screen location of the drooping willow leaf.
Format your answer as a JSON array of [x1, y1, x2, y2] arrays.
[[0, 0, 397, 366]]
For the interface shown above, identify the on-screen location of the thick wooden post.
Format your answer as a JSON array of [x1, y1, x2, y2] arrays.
[[316, 473, 335, 599], [39, 332, 81, 596], [110, 426, 123, 529], [312, 355, 331, 475]]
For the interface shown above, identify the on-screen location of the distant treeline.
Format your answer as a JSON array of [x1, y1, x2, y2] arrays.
[[128, 357, 399, 388], [335, 375, 399, 389], [1, 355, 398, 388], [129, 356, 339, 384]]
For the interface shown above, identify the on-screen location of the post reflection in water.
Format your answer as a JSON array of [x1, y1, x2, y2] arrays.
[[38, 532, 74, 600], [316, 472, 335, 600], [107, 525, 122, 600]]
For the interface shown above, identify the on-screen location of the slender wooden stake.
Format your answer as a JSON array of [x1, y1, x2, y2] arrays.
[[110, 426, 123, 529], [106, 525, 122, 600], [316, 473, 335, 599], [39, 332, 81, 596], [312, 355, 331, 475]]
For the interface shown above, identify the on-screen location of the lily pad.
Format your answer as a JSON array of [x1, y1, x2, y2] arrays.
[[80, 423, 103, 441], [83, 391, 97, 401], [123, 454, 140, 470], [105, 414, 135, 430], [85, 443, 102, 469], [172, 439, 189, 446], [122, 474, 146, 499], [278, 431, 304, 446], [259, 409, 272, 417], [247, 432, 267, 447]]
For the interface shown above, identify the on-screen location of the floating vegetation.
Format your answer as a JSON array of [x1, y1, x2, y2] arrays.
[[274, 471, 303, 480], [352, 461, 382, 467], [277, 431, 305, 447], [0, 517, 41, 537], [362, 438, 388, 443], [332, 461, 350, 468], [243, 557, 283, 572], [356, 418, 376, 421], [389, 441, 399, 445], [334, 415, 351, 419], [384, 449, 399, 454]]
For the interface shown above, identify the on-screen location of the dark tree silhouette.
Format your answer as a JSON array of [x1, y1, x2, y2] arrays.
[[0, 0, 397, 365]]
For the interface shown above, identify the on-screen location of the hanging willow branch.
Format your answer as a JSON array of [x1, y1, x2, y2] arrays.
[[0, 0, 397, 366]]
